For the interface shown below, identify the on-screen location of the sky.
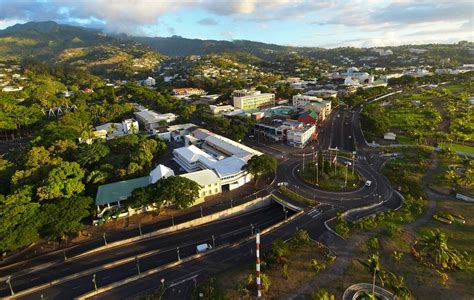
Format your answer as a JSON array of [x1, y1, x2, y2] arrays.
[[0, 0, 472, 48]]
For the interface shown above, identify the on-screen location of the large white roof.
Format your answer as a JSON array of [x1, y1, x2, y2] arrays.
[[204, 135, 262, 159], [212, 156, 246, 178], [173, 145, 217, 164], [149, 164, 175, 184], [180, 169, 220, 187]]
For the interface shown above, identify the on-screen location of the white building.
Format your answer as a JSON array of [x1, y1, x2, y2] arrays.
[[134, 109, 177, 130], [384, 132, 397, 141], [287, 125, 316, 148], [172, 128, 262, 191], [122, 119, 139, 134], [2, 86, 23, 92], [233, 90, 275, 110], [209, 104, 235, 114], [180, 169, 221, 202], [305, 89, 338, 98], [292, 94, 323, 108], [142, 77, 156, 86]]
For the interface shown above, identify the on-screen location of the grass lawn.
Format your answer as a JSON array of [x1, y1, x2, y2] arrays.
[[297, 162, 362, 192], [218, 240, 334, 299], [440, 143, 474, 155], [317, 207, 474, 300], [397, 135, 416, 145]]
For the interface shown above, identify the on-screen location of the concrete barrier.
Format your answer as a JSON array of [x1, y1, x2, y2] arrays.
[[75, 196, 273, 259], [271, 193, 305, 211], [324, 217, 345, 240]]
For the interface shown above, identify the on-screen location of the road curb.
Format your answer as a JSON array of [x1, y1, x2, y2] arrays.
[[323, 217, 345, 240]]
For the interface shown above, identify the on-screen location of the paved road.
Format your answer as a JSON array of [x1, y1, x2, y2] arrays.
[[0, 203, 291, 299], [89, 204, 336, 300]]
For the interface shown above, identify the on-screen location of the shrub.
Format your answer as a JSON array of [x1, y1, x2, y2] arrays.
[[366, 237, 379, 250]]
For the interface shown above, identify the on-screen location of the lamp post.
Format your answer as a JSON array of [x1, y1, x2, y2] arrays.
[[102, 233, 107, 246], [136, 256, 141, 275], [92, 274, 98, 291], [63, 250, 67, 261], [6, 276, 14, 296], [200, 207, 203, 218], [177, 247, 180, 261], [212, 235, 215, 249], [171, 215, 175, 227], [345, 162, 351, 187], [352, 151, 356, 175], [315, 162, 319, 185], [138, 223, 142, 236], [250, 223, 254, 235]]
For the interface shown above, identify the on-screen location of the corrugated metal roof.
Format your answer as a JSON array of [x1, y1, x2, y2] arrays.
[[95, 176, 150, 206]]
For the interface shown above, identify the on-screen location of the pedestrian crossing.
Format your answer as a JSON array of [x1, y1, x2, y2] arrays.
[[358, 155, 366, 160], [307, 208, 322, 219]]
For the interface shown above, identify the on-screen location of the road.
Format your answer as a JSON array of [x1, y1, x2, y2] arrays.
[[0, 203, 292, 299]]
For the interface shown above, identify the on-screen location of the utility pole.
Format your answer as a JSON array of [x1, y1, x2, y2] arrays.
[[200, 207, 203, 218], [212, 235, 215, 249], [171, 215, 175, 227], [177, 247, 181, 261], [250, 223, 254, 235], [138, 223, 142, 236], [6, 276, 14, 296], [302, 152, 305, 172], [102, 233, 107, 246], [63, 250, 67, 261]]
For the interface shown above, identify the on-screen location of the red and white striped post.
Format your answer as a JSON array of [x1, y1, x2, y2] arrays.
[[256, 231, 261, 298]]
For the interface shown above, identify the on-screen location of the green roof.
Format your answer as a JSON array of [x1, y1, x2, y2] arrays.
[[95, 176, 150, 206]]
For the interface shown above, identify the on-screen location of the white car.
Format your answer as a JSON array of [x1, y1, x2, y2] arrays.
[[365, 180, 372, 187]]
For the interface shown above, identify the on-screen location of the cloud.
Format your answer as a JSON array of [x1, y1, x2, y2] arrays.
[[0, 0, 472, 46], [197, 18, 218, 26]]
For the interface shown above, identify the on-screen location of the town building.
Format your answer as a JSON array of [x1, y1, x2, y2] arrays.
[[254, 119, 316, 148], [292, 94, 323, 108], [134, 109, 177, 130], [232, 89, 275, 110], [180, 169, 221, 201], [173, 128, 262, 191], [172, 88, 206, 96], [142, 77, 156, 86]]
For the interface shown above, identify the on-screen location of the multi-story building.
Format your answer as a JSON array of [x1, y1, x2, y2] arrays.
[[233, 89, 275, 110], [172, 88, 206, 96], [292, 94, 324, 108], [173, 128, 262, 191], [254, 119, 315, 147]]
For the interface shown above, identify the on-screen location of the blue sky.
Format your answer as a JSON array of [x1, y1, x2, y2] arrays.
[[0, 0, 472, 48]]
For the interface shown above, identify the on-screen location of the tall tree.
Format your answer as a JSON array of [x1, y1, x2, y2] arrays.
[[0, 186, 40, 252], [39, 196, 92, 240], [242, 154, 277, 187], [37, 162, 85, 200]]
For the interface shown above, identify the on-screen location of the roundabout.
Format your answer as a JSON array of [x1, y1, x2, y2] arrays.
[[296, 161, 363, 192]]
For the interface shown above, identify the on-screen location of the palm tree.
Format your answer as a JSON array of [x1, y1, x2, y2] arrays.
[[359, 253, 383, 296], [419, 230, 464, 270]]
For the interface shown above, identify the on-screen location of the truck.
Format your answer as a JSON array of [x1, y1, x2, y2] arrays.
[[196, 243, 213, 254]]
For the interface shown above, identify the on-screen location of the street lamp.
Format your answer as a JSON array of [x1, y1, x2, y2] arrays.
[[6, 276, 14, 296], [171, 215, 175, 227], [102, 233, 107, 246], [352, 151, 356, 175], [92, 274, 98, 291], [136, 256, 141, 275], [315, 162, 319, 185], [250, 223, 254, 235], [212, 235, 215, 248], [344, 162, 351, 187], [200, 207, 203, 218], [138, 223, 143, 236], [63, 249, 67, 261], [176, 247, 180, 261], [284, 208, 288, 220]]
